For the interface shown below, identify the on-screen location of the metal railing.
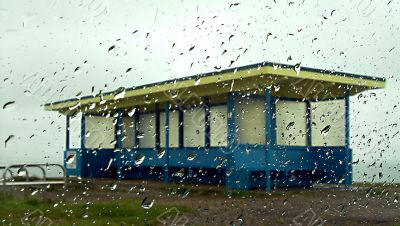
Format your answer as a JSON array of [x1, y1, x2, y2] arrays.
[[1, 164, 66, 186]]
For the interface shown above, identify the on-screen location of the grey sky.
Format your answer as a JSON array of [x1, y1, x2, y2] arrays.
[[0, 0, 399, 182]]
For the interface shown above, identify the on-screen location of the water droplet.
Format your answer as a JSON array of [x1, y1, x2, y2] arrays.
[[105, 159, 113, 171], [110, 182, 117, 191], [2, 101, 16, 110], [229, 3, 240, 8], [194, 78, 201, 86], [128, 108, 136, 117], [31, 189, 39, 196], [4, 135, 15, 148], [226, 169, 233, 176], [66, 154, 75, 164], [141, 197, 154, 209], [321, 125, 331, 136], [294, 63, 301, 75], [187, 152, 197, 161], [82, 212, 89, 218], [137, 133, 145, 139], [173, 168, 185, 177], [182, 190, 190, 198], [135, 154, 145, 165], [23, 90, 32, 96], [17, 167, 27, 177], [216, 158, 227, 169], [69, 102, 80, 110], [108, 45, 115, 52], [286, 121, 295, 130], [114, 87, 125, 100], [157, 149, 165, 159]]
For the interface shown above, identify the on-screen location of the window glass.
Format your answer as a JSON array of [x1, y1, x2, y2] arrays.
[[276, 100, 307, 146], [311, 99, 346, 146], [184, 108, 205, 147], [138, 113, 156, 148], [235, 95, 266, 145], [160, 111, 180, 148], [69, 113, 82, 148], [122, 116, 135, 148], [210, 105, 228, 147], [85, 116, 115, 149]]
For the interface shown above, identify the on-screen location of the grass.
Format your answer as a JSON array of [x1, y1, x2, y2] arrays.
[[0, 194, 191, 226]]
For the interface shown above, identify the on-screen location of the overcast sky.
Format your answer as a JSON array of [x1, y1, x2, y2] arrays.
[[0, 0, 399, 182]]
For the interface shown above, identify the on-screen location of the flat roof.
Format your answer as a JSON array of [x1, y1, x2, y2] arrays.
[[44, 61, 385, 114]]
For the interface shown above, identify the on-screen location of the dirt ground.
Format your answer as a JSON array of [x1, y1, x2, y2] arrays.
[[2, 179, 399, 226]]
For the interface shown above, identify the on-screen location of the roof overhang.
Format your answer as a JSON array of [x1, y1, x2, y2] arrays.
[[44, 62, 386, 115]]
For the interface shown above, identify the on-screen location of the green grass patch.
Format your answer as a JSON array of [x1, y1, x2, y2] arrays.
[[0, 197, 191, 226]]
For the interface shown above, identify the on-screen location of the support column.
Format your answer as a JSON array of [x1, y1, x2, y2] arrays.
[[225, 92, 251, 189], [225, 92, 236, 188], [66, 115, 70, 150], [164, 102, 170, 183], [155, 103, 160, 149], [115, 109, 123, 180], [80, 113, 86, 178], [345, 93, 352, 186], [265, 89, 272, 192], [64, 115, 71, 176], [306, 99, 312, 146], [134, 110, 140, 148], [178, 108, 184, 149]]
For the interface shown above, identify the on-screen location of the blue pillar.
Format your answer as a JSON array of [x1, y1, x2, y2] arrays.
[[178, 109, 184, 149], [271, 97, 277, 147], [155, 103, 160, 149], [225, 93, 236, 188], [225, 92, 250, 189], [164, 102, 170, 183], [80, 113, 86, 178], [64, 115, 71, 175], [345, 92, 352, 186], [227, 93, 236, 151], [115, 109, 123, 180], [134, 110, 139, 148], [265, 89, 272, 192], [306, 99, 312, 146], [66, 115, 70, 150]]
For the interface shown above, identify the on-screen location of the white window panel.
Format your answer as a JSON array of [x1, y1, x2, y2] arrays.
[[311, 99, 345, 146], [122, 117, 135, 148], [235, 96, 266, 145], [210, 105, 228, 147], [276, 100, 307, 146], [69, 113, 82, 148], [85, 116, 115, 149], [184, 108, 205, 147], [160, 111, 180, 148], [138, 113, 156, 148]]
